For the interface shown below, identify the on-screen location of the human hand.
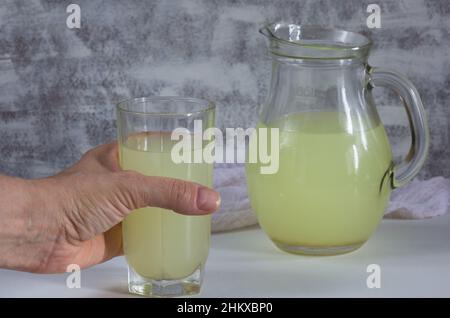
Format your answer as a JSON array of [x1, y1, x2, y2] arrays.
[[0, 142, 220, 273]]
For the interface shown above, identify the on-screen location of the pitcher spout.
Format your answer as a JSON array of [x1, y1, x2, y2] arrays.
[[260, 22, 372, 61]]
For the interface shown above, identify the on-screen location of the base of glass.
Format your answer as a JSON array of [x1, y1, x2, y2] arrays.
[[273, 240, 365, 256], [128, 266, 203, 297]]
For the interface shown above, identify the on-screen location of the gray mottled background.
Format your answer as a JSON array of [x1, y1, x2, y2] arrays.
[[0, 0, 449, 179]]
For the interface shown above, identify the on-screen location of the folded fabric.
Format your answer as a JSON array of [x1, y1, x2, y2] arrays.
[[212, 164, 450, 232], [384, 176, 450, 219]]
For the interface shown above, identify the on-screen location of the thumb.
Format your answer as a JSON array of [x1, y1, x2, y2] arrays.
[[113, 171, 221, 216]]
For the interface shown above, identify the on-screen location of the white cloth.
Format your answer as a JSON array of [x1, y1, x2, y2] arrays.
[[385, 176, 450, 219], [211, 164, 450, 232], [212, 164, 256, 232]]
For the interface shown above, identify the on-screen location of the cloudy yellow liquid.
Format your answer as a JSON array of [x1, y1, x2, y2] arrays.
[[120, 133, 212, 280], [246, 112, 393, 251]]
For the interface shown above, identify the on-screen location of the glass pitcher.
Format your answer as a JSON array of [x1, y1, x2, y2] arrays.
[[245, 23, 429, 255]]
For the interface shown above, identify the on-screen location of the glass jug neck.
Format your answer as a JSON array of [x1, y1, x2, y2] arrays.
[[262, 55, 371, 124], [269, 55, 368, 69], [268, 57, 368, 91]]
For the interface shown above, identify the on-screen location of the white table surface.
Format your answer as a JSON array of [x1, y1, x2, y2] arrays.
[[1, 213, 450, 298]]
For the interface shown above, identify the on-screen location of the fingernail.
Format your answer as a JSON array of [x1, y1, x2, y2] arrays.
[[197, 187, 221, 212]]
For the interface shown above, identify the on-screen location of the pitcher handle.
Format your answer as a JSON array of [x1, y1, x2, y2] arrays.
[[368, 67, 430, 188]]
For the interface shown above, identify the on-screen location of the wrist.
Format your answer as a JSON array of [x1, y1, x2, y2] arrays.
[[0, 176, 61, 272]]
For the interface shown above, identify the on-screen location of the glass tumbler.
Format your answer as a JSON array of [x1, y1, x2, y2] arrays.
[[117, 96, 215, 297]]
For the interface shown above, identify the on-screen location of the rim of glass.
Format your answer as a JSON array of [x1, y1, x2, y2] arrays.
[[260, 22, 372, 58], [116, 96, 215, 117]]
